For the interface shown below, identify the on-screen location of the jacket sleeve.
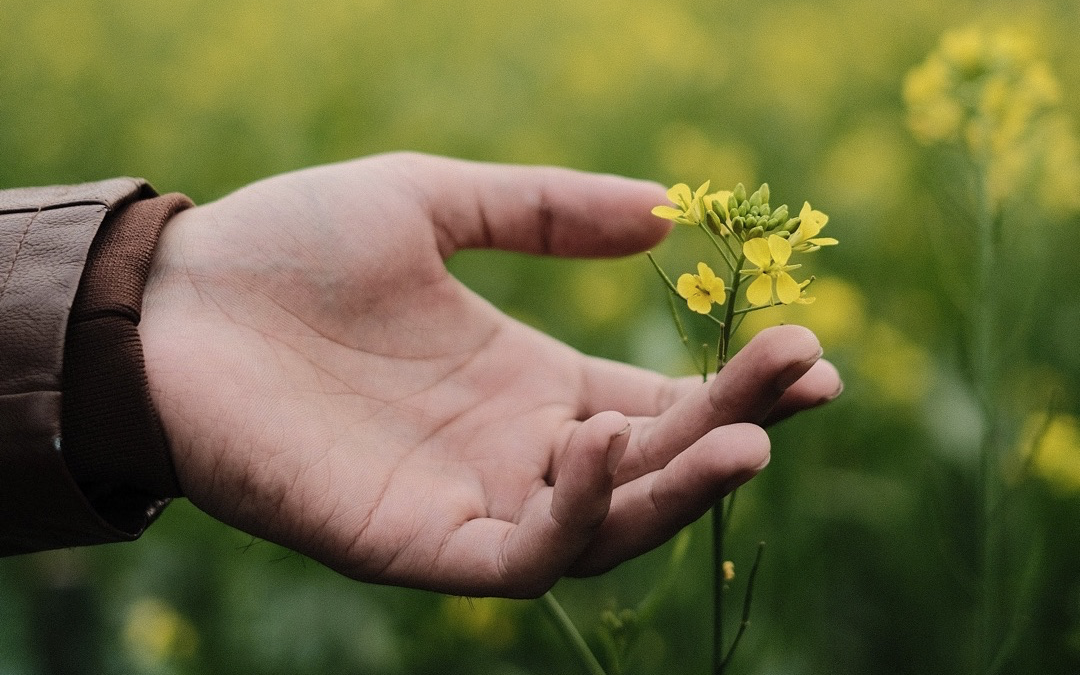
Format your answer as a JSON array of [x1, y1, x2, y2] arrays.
[[0, 179, 191, 555]]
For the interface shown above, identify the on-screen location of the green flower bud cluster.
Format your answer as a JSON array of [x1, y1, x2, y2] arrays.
[[706, 182, 801, 241]]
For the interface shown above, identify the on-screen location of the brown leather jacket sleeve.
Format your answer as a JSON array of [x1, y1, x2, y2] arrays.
[[0, 179, 190, 555]]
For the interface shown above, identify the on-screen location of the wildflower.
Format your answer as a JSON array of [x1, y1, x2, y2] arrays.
[[652, 181, 711, 226], [677, 262, 726, 314], [741, 235, 802, 306], [788, 202, 838, 252]]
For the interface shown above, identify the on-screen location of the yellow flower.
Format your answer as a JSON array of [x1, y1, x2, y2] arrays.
[[677, 262, 726, 314], [741, 235, 802, 306], [788, 202, 838, 252], [652, 181, 711, 226]]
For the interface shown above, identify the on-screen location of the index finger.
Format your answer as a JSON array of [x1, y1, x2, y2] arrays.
[[387, 153, 672, 258]]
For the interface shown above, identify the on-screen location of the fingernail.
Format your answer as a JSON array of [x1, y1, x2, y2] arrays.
[[775, 350, 823, 390], [607, 423, 631, 473]]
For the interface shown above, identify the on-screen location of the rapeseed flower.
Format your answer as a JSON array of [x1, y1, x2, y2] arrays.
[[652, 181, 711, 226], [741, 235, 802, 306], [788, 202, 838, 252], [677, 262, 726, 314]]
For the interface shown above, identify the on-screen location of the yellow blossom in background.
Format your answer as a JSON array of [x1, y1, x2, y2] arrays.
[[677, 262, 726, 314], [741, 235, 802, 306], [124, 597, 199, 667], [1028, 414, 1080, 494], [652, 181, 711, 226], [440, 596, 518, 648], [903, 25, 1080, 213]]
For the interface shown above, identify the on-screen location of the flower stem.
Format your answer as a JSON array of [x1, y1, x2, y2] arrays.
[[719, 541, 766, 671], [540, 591, 608, 675], [972, 166, 1007, 675]]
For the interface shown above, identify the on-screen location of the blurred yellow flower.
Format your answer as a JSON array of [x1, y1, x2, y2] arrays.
[[652, 181, 711, 226], [677, 262, 726, 314], [788, 202, 838, 252], [124, 598, 199, 666], [741, 235, 802, 306], [1029, 413, 1080, 494], [904, 25, 1080, 215]]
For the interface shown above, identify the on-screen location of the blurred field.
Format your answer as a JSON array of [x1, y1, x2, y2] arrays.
[[4, 0, 1080, 673]]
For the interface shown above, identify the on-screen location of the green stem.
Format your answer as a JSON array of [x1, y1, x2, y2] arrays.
[[713, 261, 745, 675], [713, 497, 727, 675], [719, 542, 766, 671], [972, 164, 1006, 675], [698, 222, 740, 273], [540, 591, 608, 675]]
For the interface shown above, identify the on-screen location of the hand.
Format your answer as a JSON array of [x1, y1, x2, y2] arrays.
[[139, 152, 842, 597]]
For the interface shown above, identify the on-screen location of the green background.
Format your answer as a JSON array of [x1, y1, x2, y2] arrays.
[[3, 0, 1080, 673]]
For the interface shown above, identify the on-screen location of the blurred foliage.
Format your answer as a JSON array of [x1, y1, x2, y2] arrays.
[[4, 0, 1080, 673]]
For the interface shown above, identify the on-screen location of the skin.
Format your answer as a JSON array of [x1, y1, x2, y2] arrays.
[[138, 152, 843, 598]]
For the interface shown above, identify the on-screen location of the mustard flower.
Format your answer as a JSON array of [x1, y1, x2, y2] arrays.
[[741, 235, 802, 306], [788, 202, 838, 252], [677, 262, 726, 314], [652, 181, 711, 226]]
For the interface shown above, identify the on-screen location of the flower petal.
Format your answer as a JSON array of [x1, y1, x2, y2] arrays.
[[746, 273, 774, 306], [743, 237, 772, 268], [776, 272, 801, 304], [687, 293, 712, 314], [696, 261, 716, 283], [676, 273, 697, 299], [668, 183, 692, 206], [652, 205, 684, 219], [767, 234, 792, 265]]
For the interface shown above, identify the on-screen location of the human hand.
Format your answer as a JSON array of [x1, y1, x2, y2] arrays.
[[139, 153, 841, 597]]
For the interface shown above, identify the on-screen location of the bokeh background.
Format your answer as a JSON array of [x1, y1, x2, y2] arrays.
[[3, 0, 1080, 673]]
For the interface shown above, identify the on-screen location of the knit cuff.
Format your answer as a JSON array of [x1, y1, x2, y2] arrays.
[[62, 193, 193, 532]]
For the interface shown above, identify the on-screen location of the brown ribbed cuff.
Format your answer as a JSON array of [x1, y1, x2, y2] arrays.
[[62, 193, 193, 528]]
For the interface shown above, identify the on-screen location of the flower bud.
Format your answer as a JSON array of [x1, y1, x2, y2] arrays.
[[731, 216, 745, 234], [733, 183, 747, 203], [758, 183, 770, 205], [768, 204, 789, 227], [706, 210, 725, 235], [782, 217, 800, 232], [748, 225, 764, 239], [749, 190, 762, 209]]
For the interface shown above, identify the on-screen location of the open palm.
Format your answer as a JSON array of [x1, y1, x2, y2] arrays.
[[139, 153, 841, 597]]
